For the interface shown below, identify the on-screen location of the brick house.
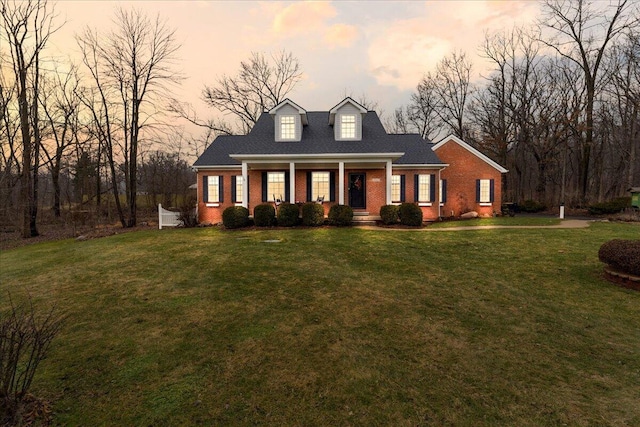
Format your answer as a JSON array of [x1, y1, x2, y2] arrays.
[[193, 98, 507, 224]]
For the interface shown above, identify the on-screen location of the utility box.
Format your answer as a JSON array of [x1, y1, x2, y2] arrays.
[[629, 187, 640, 209]]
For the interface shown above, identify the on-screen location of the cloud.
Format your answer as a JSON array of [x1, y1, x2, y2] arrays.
[[323, 24, 358, 49], [272, 1, 337, 36], [368, 18, 451, 90]]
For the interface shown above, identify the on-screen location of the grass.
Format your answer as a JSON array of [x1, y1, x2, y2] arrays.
[[427, 216, 562, 228], [1, 222, 639, 425]]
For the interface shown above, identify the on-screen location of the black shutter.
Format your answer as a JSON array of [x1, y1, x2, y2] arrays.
[[285, 171, 290, 201], [231, 176, 236, 203], [219, 176, 224, 203], [430, 174, 436, 202], [330, 172, 336, 202], [476, 179, 481, 202], [400, 175, 405, 202], [202, 175, 208, 203], [489, 179, 495, 202], [414, 174, 419, 202], [262, 172, 267, 202], [307, 171, 312, 201], [442, 179, 447, 203]]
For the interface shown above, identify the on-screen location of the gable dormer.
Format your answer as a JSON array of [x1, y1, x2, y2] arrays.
[[269, 99, 308, 142], [328, 97, 367, 141]]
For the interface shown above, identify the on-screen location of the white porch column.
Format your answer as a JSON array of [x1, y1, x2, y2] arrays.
[[242, 161, 248, 208], [386, 160, 392, 205], [338, 161, 345, 204], [289, 162, 296, 202]]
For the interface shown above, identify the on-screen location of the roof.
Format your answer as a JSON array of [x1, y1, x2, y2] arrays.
[[194, 111, 445, 167], [432, 134, 508, 173]]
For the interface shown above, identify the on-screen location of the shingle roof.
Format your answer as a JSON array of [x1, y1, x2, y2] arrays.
[[193, 111, 444, 167]]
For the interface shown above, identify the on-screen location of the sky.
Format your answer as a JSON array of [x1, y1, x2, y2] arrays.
[[48, 0, 542, 136]]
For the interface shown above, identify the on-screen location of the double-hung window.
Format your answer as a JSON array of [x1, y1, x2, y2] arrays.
[[391, 175, 401, 203], [477, 179, 494, 205], [234, 175, 243, 204], [340, 114, 356, 139], [280, 116, 295, 140], [204, 175, 222, 204], [268, 172, 286, 200], [311, 172, 330, 201], [417, 174, 431, 202]]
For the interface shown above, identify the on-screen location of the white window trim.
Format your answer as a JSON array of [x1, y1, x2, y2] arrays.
[[280, 115, 296, 140], [207, 175, 220, 203], [235, 175, 244, 204], [268, 171, 286, 201], [311, 171, 330, 201], [417, 174, 431, 203], [391, 174, 401, 203], [340, 114, 356, 139], [479, 179, 491, 204]]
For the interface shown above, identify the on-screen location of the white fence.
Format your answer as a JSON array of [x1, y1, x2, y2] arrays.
[[158, 204, 182, 229]]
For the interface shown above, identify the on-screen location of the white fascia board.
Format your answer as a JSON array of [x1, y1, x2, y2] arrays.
[[392, 163, 449, 169], [192, 165, 241, 171], [269, 98, 308, 125], [328, 97, 368, 125], [230, 152, 405, 162], [433, 134, 508, 173]]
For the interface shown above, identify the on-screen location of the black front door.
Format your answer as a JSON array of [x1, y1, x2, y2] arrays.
[[349, 173, 366, 209]]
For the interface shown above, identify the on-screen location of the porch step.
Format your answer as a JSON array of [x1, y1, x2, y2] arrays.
[[353, 211, 370, 216]]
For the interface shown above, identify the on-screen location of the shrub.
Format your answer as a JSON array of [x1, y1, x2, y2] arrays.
[[254, 203, 276, 227], [178, 198, 198, 227], [598, 239, 640, 276], [520, 199, 546, 213], [301, 202, 325, 226], [328, 204, 353, 226], [222, 206, 249, 229], [398, 203, 423, 226], [588, 197, 631, 215], [380, 205, 399, 225], [277, 203, 300, 227], [1, 296, 64, 425]]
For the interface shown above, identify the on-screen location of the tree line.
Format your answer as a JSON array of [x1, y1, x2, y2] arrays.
[[1, 0, 638, 239], [389, 0, 639, 208]]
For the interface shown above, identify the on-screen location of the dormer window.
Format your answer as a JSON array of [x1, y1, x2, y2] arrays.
[[280, 115, 296, 140], [340, 114, 356, 139]]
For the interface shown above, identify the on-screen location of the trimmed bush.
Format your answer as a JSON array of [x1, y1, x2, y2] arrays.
[[277, 203, 300, 227], [380, 204, 399, 225], [222, 206, 250, 229], [328, 204, 353, 226], [520, 199, 546, 213], [398, 202, 423, 226], [301, 202, 325, 226], [598, 239, 640, 276], [254, 203, 276, 227], [588, 197, 631, 215]]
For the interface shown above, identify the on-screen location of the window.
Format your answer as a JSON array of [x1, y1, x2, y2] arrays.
[[311, 172, 330, 201], [280, 115, 295, 140], [340, 114, 356, 139], [206, 175, 220, 203], [391, 175, 401, 202], [234, 175, 243, 203], [268, 172, 285, 200], [417, 174, 431, 202], [477, 179, 493, 204], [440, 179, 447, 204]]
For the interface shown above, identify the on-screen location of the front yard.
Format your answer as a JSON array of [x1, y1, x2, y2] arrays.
[[1, 222, 639, 425]]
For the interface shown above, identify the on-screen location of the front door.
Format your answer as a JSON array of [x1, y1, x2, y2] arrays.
[[348, 173, 366, 209]]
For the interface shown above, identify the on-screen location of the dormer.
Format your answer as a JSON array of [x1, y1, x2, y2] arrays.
[[328, 97, 367, 141], [269, 99, 308, 142]]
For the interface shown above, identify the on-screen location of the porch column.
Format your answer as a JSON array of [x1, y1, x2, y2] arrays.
[[289, 162, 296, 202], [338, 161, 345, 204], [242, 161, 248, 208], [386, 160, 392, 205]]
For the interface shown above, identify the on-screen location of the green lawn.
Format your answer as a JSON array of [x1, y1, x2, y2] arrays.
[[427, 216, 562, 228], [1, 223, 639, 425]]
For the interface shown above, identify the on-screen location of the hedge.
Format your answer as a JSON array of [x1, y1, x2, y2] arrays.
[[380, 205, 399, 225], [222, 206, 250, 229], [301, 202, 325, 226], [588, 197, 631, 215], [254, 203, 276, 227], [277, 203, 300, 227], [328, 205, 353, 226], [598, 239, 640, 276], [398, 203, 423, 226]]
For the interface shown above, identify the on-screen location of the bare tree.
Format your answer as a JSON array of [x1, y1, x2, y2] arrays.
[[77, 7, 181, 227], [202, 50, 302, 134], [540, 0, 639, 202], [433, 51, 473, 139], [1, 0, 60, 237]]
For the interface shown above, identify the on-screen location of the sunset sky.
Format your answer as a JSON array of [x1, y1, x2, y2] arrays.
[[50, 1, 542, 135]]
